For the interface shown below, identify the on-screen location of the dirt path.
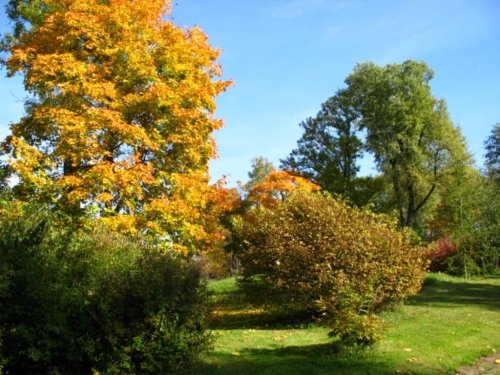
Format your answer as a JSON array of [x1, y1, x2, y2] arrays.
[[457, 352, 500, 375]]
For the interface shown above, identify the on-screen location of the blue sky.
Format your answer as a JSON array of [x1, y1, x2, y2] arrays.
[[1, 0, 499, 185]]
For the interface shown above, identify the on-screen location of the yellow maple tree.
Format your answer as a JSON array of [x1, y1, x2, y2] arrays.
[[3, 0, 231, 253]]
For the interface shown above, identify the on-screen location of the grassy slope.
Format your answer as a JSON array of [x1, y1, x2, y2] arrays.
[[188, 273, 500, 375]]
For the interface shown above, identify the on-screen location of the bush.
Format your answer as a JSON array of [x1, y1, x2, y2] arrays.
[[0, 204, 210, 374], [238, 191, 426, 346], [423, 237, 457, 272], [445, 231, 499, 277]]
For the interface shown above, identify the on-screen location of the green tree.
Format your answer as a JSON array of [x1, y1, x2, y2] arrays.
[[245, 156, 275, 191], [440, 170, 499, 276], [484, 123, 500, 181], [4, 0, 47, 35], [346, 60, 470, 228], [281, 89, 363, 199], [0, 162, 12, 197]]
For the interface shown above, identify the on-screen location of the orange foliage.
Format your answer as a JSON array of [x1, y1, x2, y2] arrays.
[[200, 180, 242, 277], [4, 0, 231, 253], [246, 170, 320, 207]]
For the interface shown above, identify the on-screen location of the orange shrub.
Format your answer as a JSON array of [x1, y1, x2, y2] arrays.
[[239, 191, 426, 345]]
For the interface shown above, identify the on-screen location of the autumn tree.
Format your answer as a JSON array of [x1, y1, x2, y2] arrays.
[[2, 0, 230, 253], [346, 60, 469, 228], [199, 180, 242, 277], [246, 170, 320, 208], [281, 89, 363, 199]]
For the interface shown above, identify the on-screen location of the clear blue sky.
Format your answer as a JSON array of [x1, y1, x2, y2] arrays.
[[1, 0, 499, 185]]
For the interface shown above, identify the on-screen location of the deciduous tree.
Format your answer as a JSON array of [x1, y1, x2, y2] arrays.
[[346, 60, 469, 228], [281, 89, 362, 200], [246, 170, 319, 208], [246, 156, 275, 191], [2, 0, 230, 253]]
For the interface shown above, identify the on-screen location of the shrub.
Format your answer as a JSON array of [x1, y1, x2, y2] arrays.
[[238, 191, 426, 346], [423, 237, 457, 272], [0, 204, 210, 374], [445, 231, 499, 277]]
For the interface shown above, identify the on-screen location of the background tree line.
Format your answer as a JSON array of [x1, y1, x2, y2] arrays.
[[278, 61, 498, 276], [212, 60, 499, 279]]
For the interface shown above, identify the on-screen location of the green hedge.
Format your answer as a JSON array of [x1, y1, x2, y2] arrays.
[[0, 205, 210, 374]]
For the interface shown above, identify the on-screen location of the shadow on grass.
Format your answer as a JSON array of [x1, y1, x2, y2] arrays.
[[208, 306, 316, 330], [208, 278, 317, 330], [408, 277, 500, 311], [198, 275, 499, 375], [185, 342, 430, 375]]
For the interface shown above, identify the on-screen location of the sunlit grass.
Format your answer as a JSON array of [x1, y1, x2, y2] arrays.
[[186, 273, 500, 374]]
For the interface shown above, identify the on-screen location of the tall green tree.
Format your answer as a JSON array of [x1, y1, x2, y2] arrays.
[[346, 60, 469, 228], [281, 89, 363, 199], [484, 123, 500, 181], [245, 156, 275, 191]]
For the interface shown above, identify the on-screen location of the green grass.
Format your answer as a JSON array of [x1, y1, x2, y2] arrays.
[[186, 273, 500, 375]]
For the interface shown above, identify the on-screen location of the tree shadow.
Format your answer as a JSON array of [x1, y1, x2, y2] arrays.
[[185, 342, 433, 375], [208, 278, 317, 330], [407, 277, 500, 311], [209, 313, 311, 331], [197, 275, 499, 374]]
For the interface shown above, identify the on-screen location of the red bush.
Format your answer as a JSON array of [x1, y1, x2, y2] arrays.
[[424, 237, 457, 272]]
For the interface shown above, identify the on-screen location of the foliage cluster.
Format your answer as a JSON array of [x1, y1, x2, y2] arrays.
[[429, 164, 499, 276], [238, 191, 426, 345], [198, 182, 242, 278], [484, 123, 500, 181], [281, 89, 362, 201], [0, 204, 210, 374], [245, 170, 320, 208], [282, 61, 470, 229], [1, 0, 230, 254], [423, 237, 457, 272]]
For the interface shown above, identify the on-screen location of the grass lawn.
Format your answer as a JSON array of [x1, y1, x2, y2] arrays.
[[186, 273, 500, 375]]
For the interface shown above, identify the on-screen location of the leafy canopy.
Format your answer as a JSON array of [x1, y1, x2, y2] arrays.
[[281, 89, 362, 199], [346, 60, 470, 228], [2, 0, 231, 253], [484, 123, 500, 181]]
